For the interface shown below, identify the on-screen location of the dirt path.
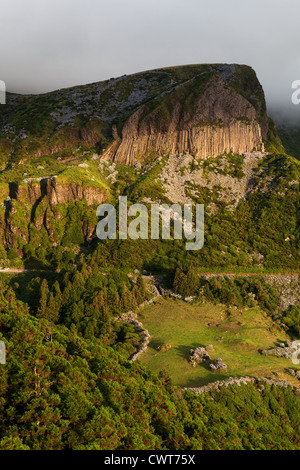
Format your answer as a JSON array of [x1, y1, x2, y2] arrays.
[[0, 268, 50, 274]]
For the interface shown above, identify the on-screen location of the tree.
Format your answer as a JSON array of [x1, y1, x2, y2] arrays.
[[36, 279, 50, 320], [132, 274, 149, 304], [173, 265, 199, 297]]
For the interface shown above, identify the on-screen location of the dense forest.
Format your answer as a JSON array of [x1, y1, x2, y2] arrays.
[[0, 262, 299, 450]]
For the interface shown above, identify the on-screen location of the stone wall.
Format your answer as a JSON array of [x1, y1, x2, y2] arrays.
[[183, 376, 300, 395], [114, 276, 161, 362]]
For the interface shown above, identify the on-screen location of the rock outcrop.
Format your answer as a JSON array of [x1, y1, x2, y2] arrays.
[[104, 72, 267, 165], [45, 178, 108, 207], [0, 175, 110, 251], [13, 177, 108, 207], [287, 368, 300, 379], [209, 357, 227, 370], [260, 340, 300, 359], [189, 346, 211, 367], [0, 63, 270, 166]]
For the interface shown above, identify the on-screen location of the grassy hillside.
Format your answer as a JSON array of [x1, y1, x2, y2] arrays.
[[138, 298, 299, 388]]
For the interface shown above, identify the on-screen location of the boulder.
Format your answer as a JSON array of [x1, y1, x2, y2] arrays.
[[209, 357, 227, 371], [190, 347, 211, 367]]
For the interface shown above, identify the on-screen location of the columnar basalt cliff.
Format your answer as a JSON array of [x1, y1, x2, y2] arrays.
[[0, 177, 109, 251], [0, 63, 270, 166], [104, 72, 268, 165], [44, 178, 108, 207], [13, 177, 108, 207]]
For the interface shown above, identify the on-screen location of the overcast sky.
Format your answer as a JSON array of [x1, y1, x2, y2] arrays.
[[1, 0, 299, 120]]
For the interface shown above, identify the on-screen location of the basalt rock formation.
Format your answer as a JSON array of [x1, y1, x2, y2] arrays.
[[0, 176, 109, 252], [0, 63, 270, 166], [12, 177, 108, 208], [104, 72, 268, 164]]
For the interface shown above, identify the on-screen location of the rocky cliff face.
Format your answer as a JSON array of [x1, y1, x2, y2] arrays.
[[104, 72, 267, 164], [0, 64, 269, 166], [45, 179, 108, 207], [13, 177, 108, 207], [0, 176, 109, 251]]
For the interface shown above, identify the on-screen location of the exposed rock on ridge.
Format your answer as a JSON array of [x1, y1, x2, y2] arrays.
[[14, 177, 108, 207], [0, 63, 269, 166], [45, 178, 108, 207], [1, 177, 109, 251], [104, 73, 266, 165]]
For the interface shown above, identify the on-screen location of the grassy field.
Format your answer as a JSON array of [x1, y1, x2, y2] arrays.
[[138, 298, 300, 388]]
